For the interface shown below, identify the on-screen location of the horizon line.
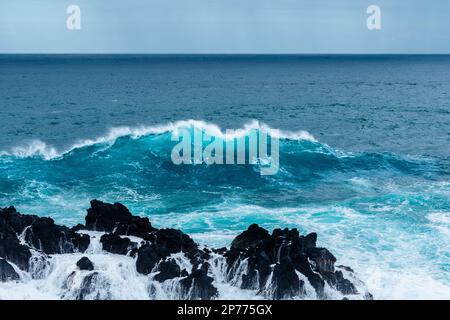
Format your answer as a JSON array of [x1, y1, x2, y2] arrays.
[[1, 53, 450, 56]]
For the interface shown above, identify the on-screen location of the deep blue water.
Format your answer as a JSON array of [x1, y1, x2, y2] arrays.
[[0, 55, 449, 298]]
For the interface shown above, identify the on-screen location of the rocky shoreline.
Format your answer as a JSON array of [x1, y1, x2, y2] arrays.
[[0, 200, 372, 300]]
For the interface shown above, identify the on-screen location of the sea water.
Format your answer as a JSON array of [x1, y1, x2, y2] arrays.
[[0, 55, 449, 299]]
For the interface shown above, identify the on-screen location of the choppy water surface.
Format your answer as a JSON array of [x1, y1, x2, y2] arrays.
[[0, 55, 449, 299]]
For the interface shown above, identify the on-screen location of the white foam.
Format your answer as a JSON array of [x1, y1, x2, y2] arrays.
[[0, 241, 369, 300], [427, 211, 450, 236], [0, 252, 149, 300], [363, 267, 450, 300], [152, 198, 450, 300], [0, 140, 59, 160], [0, 120, 316, 160]]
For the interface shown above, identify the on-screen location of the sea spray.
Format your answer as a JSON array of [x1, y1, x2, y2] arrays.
[[0, 203, 372, 300], [0, 121, 448, 300]]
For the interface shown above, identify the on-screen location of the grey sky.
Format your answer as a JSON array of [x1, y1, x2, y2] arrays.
[[1, 0, 449, 53]]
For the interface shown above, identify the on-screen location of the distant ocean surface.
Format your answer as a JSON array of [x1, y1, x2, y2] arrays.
[[0, 55, 449, 299]]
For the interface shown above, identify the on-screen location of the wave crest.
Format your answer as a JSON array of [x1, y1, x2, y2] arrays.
[[0, 120, 316, 160]]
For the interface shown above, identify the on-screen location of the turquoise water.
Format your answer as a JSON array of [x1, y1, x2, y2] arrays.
[[0, 55, 449, 298]]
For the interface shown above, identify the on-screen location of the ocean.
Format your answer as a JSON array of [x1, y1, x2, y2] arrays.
[[0, 55, 449, 299]]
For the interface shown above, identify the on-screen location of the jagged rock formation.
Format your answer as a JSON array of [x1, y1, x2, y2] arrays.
[[0, 258, 20, 282], [76, 257, 94, 271], [0, 200, 372, 300], [85, 200, 155, 237], [0, 206, 89, 270], [100, 233, 137, 255], [225, 224, 357, 298]]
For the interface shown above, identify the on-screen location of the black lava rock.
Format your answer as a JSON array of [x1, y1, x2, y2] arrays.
[[76, 272, 110, 300], [179, 263, 218, 300], [271, 261, 304, 299], [0, 207, 32, 270], [23, 217, 90, 254], [0, 258, 20, 282], [71, 224, 85, 232], [0, 229, 31, 271], [231, 223, 270, 250], [135, 228, 200, 275], [76, 257, 94, 271], [100, 233, 137, 255], [2, 201, 371, 300], [146, 228, 198, 256], [153, 258, 182, 282], [85, 200, 132, 232], [0, 206, 39, 234], [225, 224, 359, 299], [85, 200, 155, 236], [136, 244, 162, 275], [1, 206, 89, 267], [306, 247, 336, 273]]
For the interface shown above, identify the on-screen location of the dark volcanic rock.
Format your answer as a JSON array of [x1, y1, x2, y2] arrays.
[[24, 217, 90, 254], [153, 258, 182, 282], [290, 253, 325, 297], [0, 228, 31, 271], [271, 262, 303, 299], [85, 200, 131, 232], [0, 258, 20, 282], [323, 270, 357, 295], [0, 206, 39, 235], [0, 208, 32, 270], [147, 228, 198, 256], [76, 257, 94, 271], [100, 233, 137, 255], [306, 247, 336, 273], [85, 200, 155, 237], [179, 263, 218, 300], [136, 244, 162, 275], [337, 265, 355, 273], [76, 272, 111, 300], [303, 232, 318, 251], [1, 206, 89, 256], [225, 224, 359, 299], [231, 224, 270, 250], [71, 224, 85, 232], [2, 201, 370, 300], [77, 272, 98, 300], [135, 228, 200, 275], [114, 218, 155, 239]]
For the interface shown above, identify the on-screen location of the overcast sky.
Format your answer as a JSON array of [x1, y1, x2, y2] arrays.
[[1, 0, 449, 53]]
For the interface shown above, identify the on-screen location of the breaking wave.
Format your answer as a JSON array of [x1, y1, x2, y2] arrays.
[[0, 120, 449, 299], [0, 120, 316, 160]]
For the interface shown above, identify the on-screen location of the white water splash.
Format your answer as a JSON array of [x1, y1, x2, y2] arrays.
[[0, 232, 367, 300], [0, 120, 316, 160]]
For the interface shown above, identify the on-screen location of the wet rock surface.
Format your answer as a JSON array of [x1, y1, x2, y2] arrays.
[[0, 207, 33, 270], [153, 258, 182, 282], [76, 257, 94, 271], [23, 217, 90, 254], [0, 201, 371, 300], [100, 232, 137, 255], [179, 263, 218, 300], [0, 206, 89, 260], [0, 258, 20, 282], [76, 272, 111, 300], [225, 224, 333, 298], [85, 200, 155, 237]]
